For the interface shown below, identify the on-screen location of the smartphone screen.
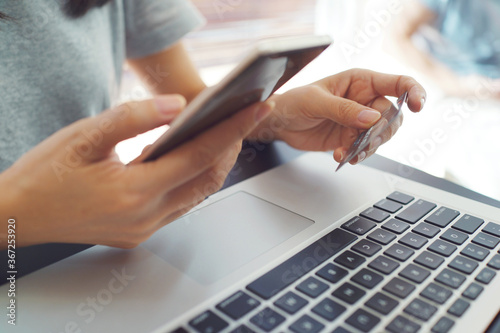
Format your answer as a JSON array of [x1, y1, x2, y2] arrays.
[[140, 36, 332, 162]]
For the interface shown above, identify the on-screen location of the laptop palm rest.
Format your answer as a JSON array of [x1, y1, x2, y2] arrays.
[[142, 191, 314, 285]]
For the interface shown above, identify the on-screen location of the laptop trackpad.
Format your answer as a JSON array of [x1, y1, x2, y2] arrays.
[[142, 191, 314, 285]]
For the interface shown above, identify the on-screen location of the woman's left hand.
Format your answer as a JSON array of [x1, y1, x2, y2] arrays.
[[247, 69, 426, 164]]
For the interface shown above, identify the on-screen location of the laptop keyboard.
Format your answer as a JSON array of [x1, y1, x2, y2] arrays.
[[172, 191, 500, 333]]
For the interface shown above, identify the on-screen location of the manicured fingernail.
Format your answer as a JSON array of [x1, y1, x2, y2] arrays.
[[338, 150, 344, 162], [373, 136, 382, 148], [357, 151, 367, 163], [255, 101, 275, 122], [420, 97, 426, 111], [358, 110, 381, 125], [154, 95, 186, 115]]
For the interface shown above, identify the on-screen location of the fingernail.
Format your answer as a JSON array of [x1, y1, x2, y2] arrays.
[[373, 136, 382, 148], [154, 95, 186, 115], [419, 96, 426, 111], [255, 101, 275, 122], [338, 150, 344, 162], [358, 110, 381, 125], [357, 151, 367, 163]]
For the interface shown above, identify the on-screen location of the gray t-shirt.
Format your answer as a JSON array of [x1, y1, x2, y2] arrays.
[[0, 0, 204, 172]]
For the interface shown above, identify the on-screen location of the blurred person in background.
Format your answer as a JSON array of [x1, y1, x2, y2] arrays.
[[388, 0, 500, 99]]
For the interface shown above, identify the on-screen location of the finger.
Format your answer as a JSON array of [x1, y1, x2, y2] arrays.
[[349, 69, 426, 112], [82, 95, 186, 160], [297, 86, 382, 130], [135, 100, 274, 191], [333, 96, 400, 164], [352, 102, 404, 164], [163, 146, 239, 219], [129, 144, 153, 164]]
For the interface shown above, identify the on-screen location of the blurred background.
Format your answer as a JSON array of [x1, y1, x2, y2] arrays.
[[117, 0, 500, 201]]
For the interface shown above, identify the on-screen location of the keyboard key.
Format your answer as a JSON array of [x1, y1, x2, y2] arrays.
[[476, 267, 496, 284], [447, 298, 470, 317], [171, 328, 188, 333], [250, 308, 285, 332], [382, 219, 410, 234], [316, 263, 348, 284], [189, 310, 228, 333], [425, 207, 460, 227], [341, 216, 376, 235], [383, 277, 416, 299], [399, 233, 428, 249], [452, 214, 484, 234], [488, 253, 500, 269], [449, 255, 478, 274], [230, 325, 255, 333], [216, 291, 260, 320], [462, 282, 484, 300], [428, 239, 457, 257], [274, 291, 307, 314], [296, 277, 328, 298], [374, 198, 402, 213], [385, 243, 414, 261], [352, 239, 382, 257], [404, 298, 437, 321], [440, 229, 468, 245], [421, 282, 452, 304], [367, 229, 397, 245], [396, 199, 436, 224], [387, 191, 414, 204], [461, 243, 489, 261], [431, 317, 455, 333], [351, 268, 384, 289], [369, 255, 399, 274], [472, 232, 500, 249], [414, 251, 444, 270], [311, 298, 346, 321], [435, 268, 466, 289], [289, 315, 324, 333], [365, 292, 399, 315], [247, 228, 356, 299], [483, 222, 500, 237], [386, 315, 420, 333], [345, 309, 380, 332], [361, 207, 390, 222], [399, 263, 431, 283], [332, 327, 351, 333], [413, 222, 440, 238], [332, 282, 366, 304], [334, 251, 366, 269]]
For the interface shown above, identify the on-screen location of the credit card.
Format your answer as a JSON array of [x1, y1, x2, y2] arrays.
[[336, 92, 407, 171]]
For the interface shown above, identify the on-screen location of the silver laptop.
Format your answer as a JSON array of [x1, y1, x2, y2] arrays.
[[2, 150, 500, 333]]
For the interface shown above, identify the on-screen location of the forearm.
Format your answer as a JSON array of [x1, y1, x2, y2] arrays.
[[0, 170, 21, 250], [128, 42, 206, 103]]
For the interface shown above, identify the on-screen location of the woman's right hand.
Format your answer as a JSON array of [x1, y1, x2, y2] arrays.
[[0, 95, 274, 249]]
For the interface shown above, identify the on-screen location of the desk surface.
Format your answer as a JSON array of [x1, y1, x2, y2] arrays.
[[2, 141, 500, 284]]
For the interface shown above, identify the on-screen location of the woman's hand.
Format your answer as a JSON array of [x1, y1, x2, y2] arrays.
[[248, 68, 426, 164], [1, 95, 273, 249]]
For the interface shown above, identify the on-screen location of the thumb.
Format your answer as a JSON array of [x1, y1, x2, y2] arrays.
[[296, 87, 381, 129], [320, 95, 381, 129], [83, 95, 186, 160]]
